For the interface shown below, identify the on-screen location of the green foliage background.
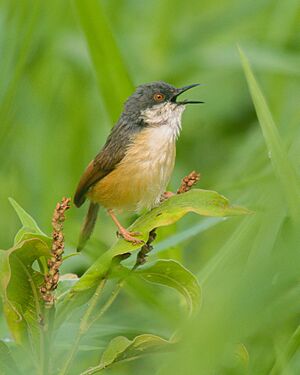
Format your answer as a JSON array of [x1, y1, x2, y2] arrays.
[[0, 0, 300, 374]]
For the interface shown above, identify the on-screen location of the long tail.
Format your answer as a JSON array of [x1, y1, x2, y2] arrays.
[[77, 202, 100, 252]]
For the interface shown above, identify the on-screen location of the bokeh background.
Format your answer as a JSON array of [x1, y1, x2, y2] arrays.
[[1, 0, 300, 374]]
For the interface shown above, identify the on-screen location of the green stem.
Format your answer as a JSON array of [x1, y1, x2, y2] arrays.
[[59, 234, 152, 375], [89, 280, 124, 328], [58, 278, 107, 375], [88, 255, 147, 329], [80, 355, 143, 375], [79, 279, 107, 333], [42, 306, 56, 375]]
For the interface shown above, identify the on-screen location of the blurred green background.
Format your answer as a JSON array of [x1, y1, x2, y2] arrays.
[[1, 0, 300, 374]]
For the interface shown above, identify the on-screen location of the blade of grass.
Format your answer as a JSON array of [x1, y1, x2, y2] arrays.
[[0, 0, 40, 142], [238, 46, 300, 221], [152, 217, 226, 255], [73, 0, 134, 124]]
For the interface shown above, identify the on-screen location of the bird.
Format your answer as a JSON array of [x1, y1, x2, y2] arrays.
[[74, 81, 202, 251]]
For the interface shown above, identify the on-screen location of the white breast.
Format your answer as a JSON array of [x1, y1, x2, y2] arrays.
[[128, 102, 185, 210], [126, 126, 176, 211]]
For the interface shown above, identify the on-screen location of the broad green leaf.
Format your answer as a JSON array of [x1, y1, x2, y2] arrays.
[[85, 334, 173, 373], [238, 47, 300, 220], [14, 227, 35, 245], [13, 232, 52, 248], [135, 260, 201, 313], [58, 189, 250, 320], [0, 341, 21, 375], [9, 198, 49, 244], [0, 237, 50, 345], [74, 0, 134, 124]]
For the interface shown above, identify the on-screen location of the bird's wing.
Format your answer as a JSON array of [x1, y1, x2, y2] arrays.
[[74, 144, 126, 207], [73, 121, 135, 207]]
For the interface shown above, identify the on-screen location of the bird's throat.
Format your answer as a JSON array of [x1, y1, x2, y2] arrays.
[[140, 102, 185, 139]]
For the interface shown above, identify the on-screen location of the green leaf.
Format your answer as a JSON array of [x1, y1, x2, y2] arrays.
[[0, 237, 50, 345], [0, 341, 21, 375], [9, 198, 44, 234], [9, 198, 49, 244], [84, 334, 173, 373], [100, 336, 131, 368], [238, 46, 300, 220], [74, 0, 134, 124], [13, 232, 52, 248], [135, 260, 201, 314], [202, 44, 300, 76], [58, 189, 250, 320]]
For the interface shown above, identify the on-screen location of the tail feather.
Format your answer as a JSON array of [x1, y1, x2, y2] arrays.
[[77, 202, 99, 252]]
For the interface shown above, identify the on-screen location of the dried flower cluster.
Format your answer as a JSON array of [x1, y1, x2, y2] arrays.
[[134, 171, 200, 268], [40, 197, 71, 307], [177, 170, 200, 194]]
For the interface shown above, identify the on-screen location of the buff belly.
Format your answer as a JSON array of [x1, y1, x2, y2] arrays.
[[88, 126, 176, 211]]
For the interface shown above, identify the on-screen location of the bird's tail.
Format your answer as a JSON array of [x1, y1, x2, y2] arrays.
[[77, 202, 100, 252]]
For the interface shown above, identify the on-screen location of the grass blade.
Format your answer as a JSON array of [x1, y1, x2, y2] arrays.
[[238, 46, 300, 220], [73, 0, 134, 124], [152, 217, 226, 255]]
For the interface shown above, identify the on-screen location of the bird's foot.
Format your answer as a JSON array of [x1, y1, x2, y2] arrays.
[[117, 228, 144, 245], [160, 191, 175, 202]]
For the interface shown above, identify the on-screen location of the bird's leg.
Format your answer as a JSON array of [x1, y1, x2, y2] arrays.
[[107, 209, 144, 245]]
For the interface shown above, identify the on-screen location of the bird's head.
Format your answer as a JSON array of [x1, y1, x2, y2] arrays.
[[123, 81, 203, 126]]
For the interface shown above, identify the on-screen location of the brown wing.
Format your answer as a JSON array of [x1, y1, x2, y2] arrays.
[[74, 146, 127, 207], [74, 161, 105, 207], [74, 120, 136, 207]]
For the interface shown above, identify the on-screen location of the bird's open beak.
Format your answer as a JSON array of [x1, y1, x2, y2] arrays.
[[171, 83, 203, 105]]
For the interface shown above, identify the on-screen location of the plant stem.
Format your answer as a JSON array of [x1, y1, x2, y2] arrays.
[[89, 280, 124, 328], [80, 355, 143, 375], [79, 278, 107, 333], [42, 306, 56, 375], [87, 229, 160, 328], [58, 278, 107, 375]]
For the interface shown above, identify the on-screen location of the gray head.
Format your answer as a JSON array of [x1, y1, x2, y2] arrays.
[[123, 81, 202, 117], [99, 81, 202, 170]]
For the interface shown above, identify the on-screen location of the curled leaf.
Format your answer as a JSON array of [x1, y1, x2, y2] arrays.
[[82, 334, 174, 374]]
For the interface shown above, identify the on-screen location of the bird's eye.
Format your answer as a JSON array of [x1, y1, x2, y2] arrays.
[[153, 93, 165, 102]]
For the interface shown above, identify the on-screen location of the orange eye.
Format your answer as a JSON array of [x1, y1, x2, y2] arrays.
[[153, 93, 165, 102]]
